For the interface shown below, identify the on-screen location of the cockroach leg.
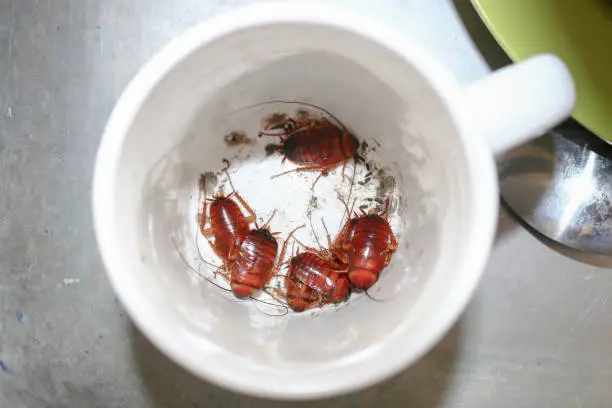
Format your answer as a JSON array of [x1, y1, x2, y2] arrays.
[[277, 225, 305, 267], [320, 218, 335, 251], [291, 235, 324, 256], [269, 286, 287, 300], [259, 129, 286, 138], [223, 169, 257, 224], [199, 226, 214, 237], [198, 229, 219, 260], [308, 213, 325, 253], [309, 164, 338, 189], [260, 209, 277, 230], [199, 174, 210, 236], [383, 251, 394, 267], [269, 162, 336, 189], [340, 159, 348, 182], [389, 231, 398, 251], [320, 218, 347, 265], [213, 265, 231, 282], [200, 222, 213, 238], [291, 235, 345, 270]]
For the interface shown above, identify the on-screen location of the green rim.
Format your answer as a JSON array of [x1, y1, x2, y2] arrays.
[[471, 0, 612, 142]]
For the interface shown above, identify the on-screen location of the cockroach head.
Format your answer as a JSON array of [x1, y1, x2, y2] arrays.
[[254, 226, 275, 240]]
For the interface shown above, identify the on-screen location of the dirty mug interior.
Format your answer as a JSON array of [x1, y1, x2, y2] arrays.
[[95, 12, 495, 399]]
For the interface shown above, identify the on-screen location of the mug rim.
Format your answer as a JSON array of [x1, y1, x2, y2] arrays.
[[93, 2, 498, 399]]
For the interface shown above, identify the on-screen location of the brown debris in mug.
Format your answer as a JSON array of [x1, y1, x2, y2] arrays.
[[224, 131, 251, 146], [261, 112, 288, 130]]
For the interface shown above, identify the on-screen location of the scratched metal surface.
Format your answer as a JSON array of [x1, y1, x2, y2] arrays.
[[1, 0, 612, 407]]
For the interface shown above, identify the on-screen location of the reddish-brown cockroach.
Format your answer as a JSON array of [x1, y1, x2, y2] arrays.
[[282, 233, 351, 313], [286, 251, 351, 305], [199, 170, 256, 266], [228, 221, 304, 298], [258, 102, 359, 188], [171, 236, 290, 315], [332, 196, 398, 290]]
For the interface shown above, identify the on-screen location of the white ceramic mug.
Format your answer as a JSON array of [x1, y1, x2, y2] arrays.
[[92, 3, 575, 400]]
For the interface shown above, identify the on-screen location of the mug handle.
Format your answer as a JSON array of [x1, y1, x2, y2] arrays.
[[462, 54, 576, 154]]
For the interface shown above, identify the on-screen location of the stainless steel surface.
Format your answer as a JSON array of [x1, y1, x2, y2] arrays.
[[2, 1, 612, 407], [500, 122, 612, 254]]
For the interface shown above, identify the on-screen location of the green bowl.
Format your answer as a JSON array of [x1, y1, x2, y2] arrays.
[[472, 0, 612, 142]]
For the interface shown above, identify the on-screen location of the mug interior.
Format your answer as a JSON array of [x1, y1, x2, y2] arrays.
[[100, 17, 489, 397]]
